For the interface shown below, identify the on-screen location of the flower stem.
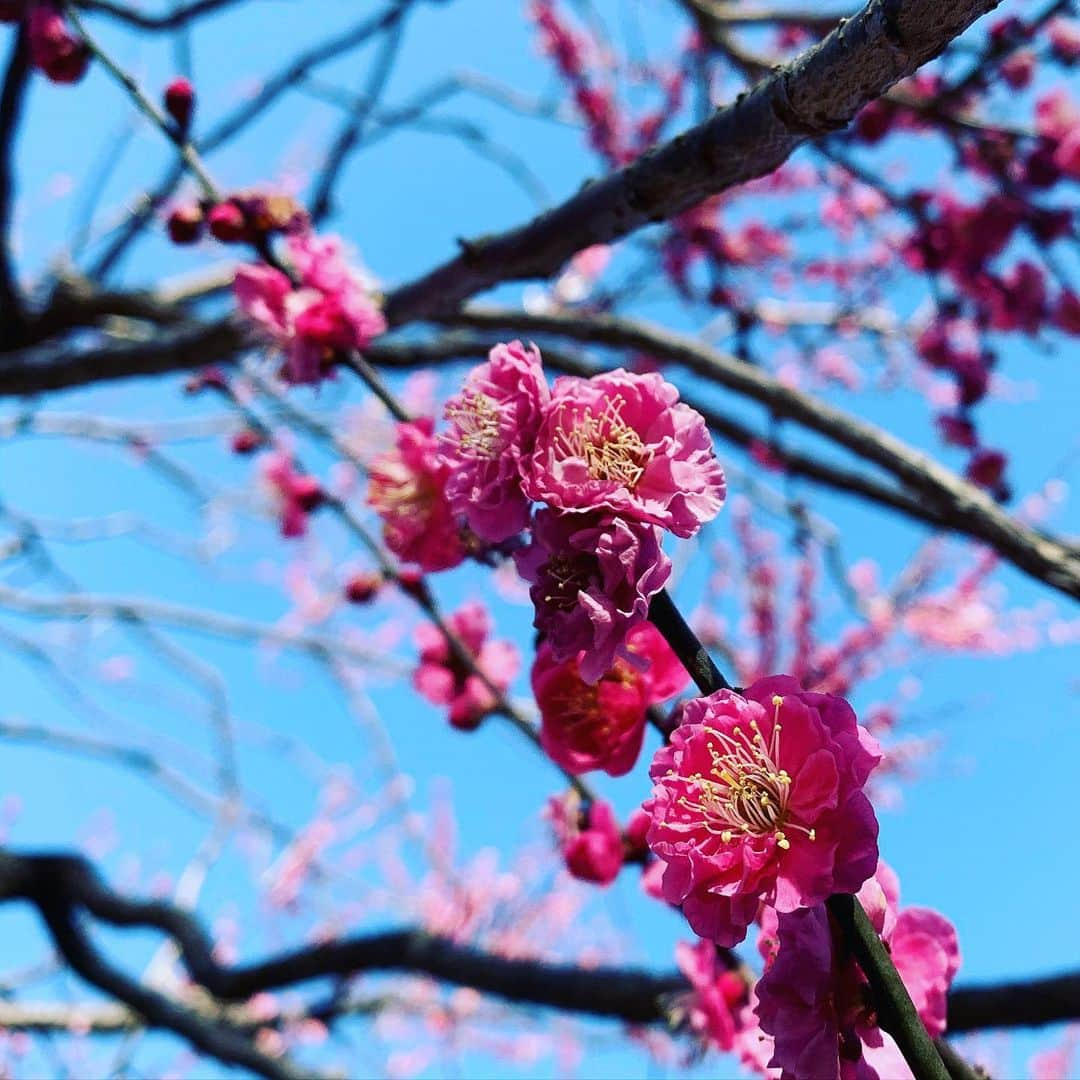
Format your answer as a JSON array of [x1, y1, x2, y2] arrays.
[[649, 588, 958, 1080], [647, 589, 732, 695]]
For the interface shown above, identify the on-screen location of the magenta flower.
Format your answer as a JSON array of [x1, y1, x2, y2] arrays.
[[532, 623, 688, 777], [669, 939, 747, 1053], [526, 369, 726, 538], [413, 601, 519, 731], [28, 4, 89, 84], [234, 232, 386, 386], [440, 341, 549, 543], [755, 861, 961, 1080], [258, 451, 324, 538], [367, 419, 466, 573], [515, 509, 671, 683], [547, 795, 624, 886], [643, 675, 881, 946]]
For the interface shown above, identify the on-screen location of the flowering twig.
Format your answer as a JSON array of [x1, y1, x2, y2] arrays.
[[646, 586, 957, 1080], [62, 4, 220, 201]]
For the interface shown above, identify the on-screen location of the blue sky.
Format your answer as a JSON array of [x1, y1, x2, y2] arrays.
[[1, 1, 1078, 1077]]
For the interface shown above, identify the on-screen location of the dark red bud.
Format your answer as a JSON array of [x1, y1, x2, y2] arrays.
[[164, 77, 195, 134]]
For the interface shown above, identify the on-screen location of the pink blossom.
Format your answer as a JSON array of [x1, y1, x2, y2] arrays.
[[234, 232, 385, 386], [258, 451, 324, 538], [27, 5, 89, 84], [367, 418, 466, 572], [671, 938, 746, 1052], [532, 623, 688, 777], [526, 369, 726, 538], [755, 862, 960, 1080], [643, 675, 881, 946], [439, 341, 549, 542], [413, 601, 519, 730], [515, 509, 671, 683], [547, 795, 624, 885]]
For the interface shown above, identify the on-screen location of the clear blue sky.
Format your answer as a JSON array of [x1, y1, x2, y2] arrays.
[[1, 1, 1077, 1076]]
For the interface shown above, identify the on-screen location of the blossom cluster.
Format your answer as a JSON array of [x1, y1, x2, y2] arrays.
[[234, 231, 386, 387], [1, 3, 89, 84]]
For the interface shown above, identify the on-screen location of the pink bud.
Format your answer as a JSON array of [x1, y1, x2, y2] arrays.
[[207, 201, 249, 244], [28, 5, 89, 84], [164, 77, 195, 134], [344, 571, 383, 605], [166, 204, 204, 245]]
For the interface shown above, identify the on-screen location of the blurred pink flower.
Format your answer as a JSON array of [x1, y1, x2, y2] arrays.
[[368, 419, 466, 572], [258, 451, 324, 538], [234, 232, 385, 386], [413, 601, 519, 730], [547, 795, 624, 886]]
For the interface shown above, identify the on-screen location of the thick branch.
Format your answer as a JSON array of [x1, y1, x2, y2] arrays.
[[0, 26, 30, 334], [0, 849, 1071, 1044], [382, 0, 1001, 326]]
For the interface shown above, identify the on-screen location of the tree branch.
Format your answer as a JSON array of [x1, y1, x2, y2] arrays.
[[381, 0, 1002, 326], [0, 848, 1071, 1054], [0, 25, 30, 336]]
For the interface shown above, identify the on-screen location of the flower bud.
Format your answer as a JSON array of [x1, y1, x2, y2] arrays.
[[164, 77, 195, 135]]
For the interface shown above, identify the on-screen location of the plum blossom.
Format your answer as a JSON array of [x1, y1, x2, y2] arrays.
[[27, 4, 89, 84], [755, 861, 960, 1080], [439, 341, 548, 542], [515, 509, 671, 683], [668, 938, 747, 1052], [258, 451, 324, 538], [526, 369, 726, 538], [367, 418, 466, 572], [234, 232, 386, 386], [644, 675, 881, 946], [413, 601, 519, 730], [532, 623, 688, 777], [547, 795, 624, 885]]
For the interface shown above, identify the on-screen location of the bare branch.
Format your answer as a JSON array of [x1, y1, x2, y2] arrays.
[[382, 0, 1003, 326]]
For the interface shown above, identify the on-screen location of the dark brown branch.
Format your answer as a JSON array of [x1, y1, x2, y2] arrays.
[[0, 848, 1072, 1046], [75, 0, 252, 30], [381, 0, 1002, 327], [0, 25, 31, 337]]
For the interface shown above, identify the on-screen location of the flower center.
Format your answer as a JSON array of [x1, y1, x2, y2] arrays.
[[679, 696, 815, 851], [446, 391, 502, 459], [369, 462, 435, 518], [540, 554, 592, 611], [556, 395, 649, 489]]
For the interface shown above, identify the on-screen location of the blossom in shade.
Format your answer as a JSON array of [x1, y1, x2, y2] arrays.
[[367, 418, 466, 572], [643, 675, 881, 946], [234, 232, 386, 386], [439, 341, 549, 542], [515, 509, 671, 683], [413, 601, 519, 731], [258, 451, 324, 538], [547, 795, 624, 885], [28, 4, 89, 84], [532, 623, 688, 777], [669, 939, 747, 1052], [526, 369, 726, 538], [754, 861, 960, 1080]]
